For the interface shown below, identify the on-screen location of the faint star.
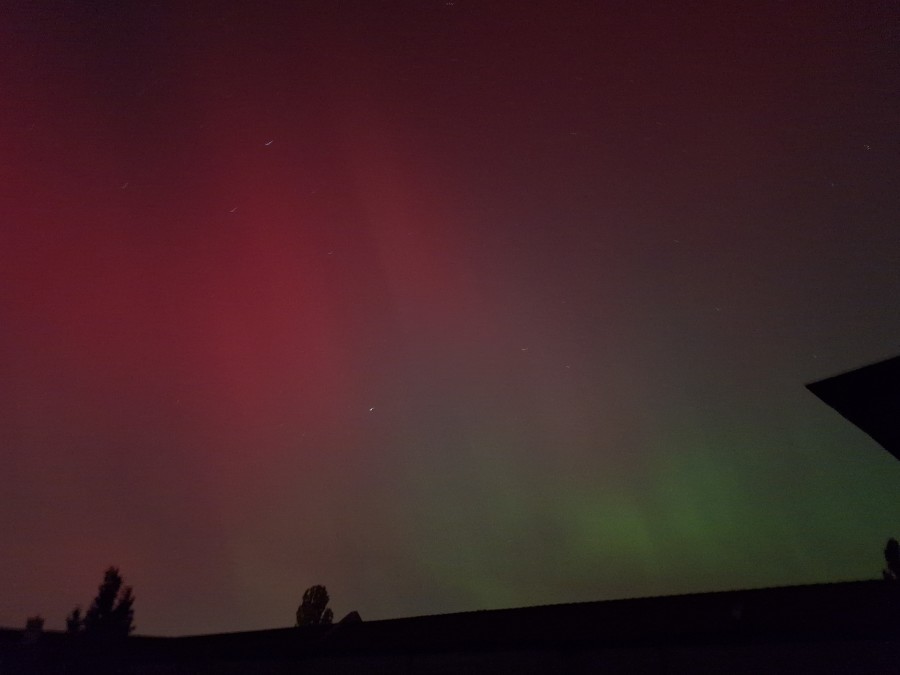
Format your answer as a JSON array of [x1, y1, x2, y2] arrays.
[[229, 207, 237, 213], [264, 140, 274, 146], [368, 407, 375, 412]]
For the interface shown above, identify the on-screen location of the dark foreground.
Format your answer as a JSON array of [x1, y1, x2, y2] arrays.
[[2, 580, 899, 674]]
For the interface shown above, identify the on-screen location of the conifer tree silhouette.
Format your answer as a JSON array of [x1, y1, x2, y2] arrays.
[[83, 567, 135, 639]]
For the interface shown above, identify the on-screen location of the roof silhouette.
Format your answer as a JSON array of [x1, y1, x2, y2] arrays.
[[807, 354, 900, 461]]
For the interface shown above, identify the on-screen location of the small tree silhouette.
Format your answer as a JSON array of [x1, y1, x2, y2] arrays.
[[24, 616, 44, 645], [66, 607, 83, 634], [25, 616, 44, 632], [296, 585, 333, 626], [83, 567, 135, 640], [884, 538, 900, 581], [60, 569, 133, 675]]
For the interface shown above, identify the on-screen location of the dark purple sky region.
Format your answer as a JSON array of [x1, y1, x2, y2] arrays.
[[2, 1, 899, 636]]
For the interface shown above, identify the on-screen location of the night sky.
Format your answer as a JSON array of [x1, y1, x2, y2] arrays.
[[2, 1, 899, 636]]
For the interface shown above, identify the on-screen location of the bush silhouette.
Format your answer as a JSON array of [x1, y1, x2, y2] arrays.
[[296, 585, 333, 626]]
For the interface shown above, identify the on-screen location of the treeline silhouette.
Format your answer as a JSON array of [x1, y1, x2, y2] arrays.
[[19, 567, 134, 674], [10, 540, 898, 671], [24, 570, 337, 635], [16, 568, 338, 673]]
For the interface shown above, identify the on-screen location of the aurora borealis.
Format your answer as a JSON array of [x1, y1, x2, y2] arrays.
[[2, 1, 899, 636]]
